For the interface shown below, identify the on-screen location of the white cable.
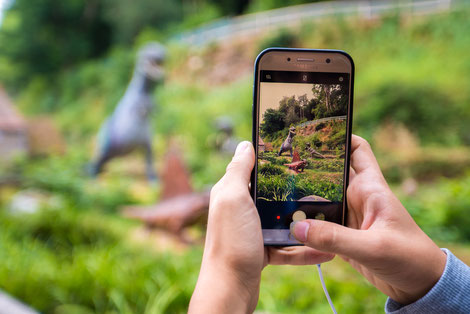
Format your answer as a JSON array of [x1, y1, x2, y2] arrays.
[[317, 264, 338, 314]]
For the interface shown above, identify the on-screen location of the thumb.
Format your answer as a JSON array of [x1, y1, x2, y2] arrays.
[[292, 219, 375, 261], [224, 141, 255, 185]]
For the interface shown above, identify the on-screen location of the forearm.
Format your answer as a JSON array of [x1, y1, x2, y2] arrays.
[[189, 260, 260, 314]]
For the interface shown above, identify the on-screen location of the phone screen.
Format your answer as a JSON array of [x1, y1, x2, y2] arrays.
[[255, 70, 350, 231]]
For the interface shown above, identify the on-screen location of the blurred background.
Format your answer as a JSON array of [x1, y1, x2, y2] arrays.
[[0, 0, 470, 313]]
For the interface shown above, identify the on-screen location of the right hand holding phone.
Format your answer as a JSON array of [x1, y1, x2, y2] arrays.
[[291, 135, 447, 305]]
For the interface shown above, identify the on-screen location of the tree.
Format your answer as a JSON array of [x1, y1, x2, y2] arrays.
[[260, 108, 285, 137], [0, 0, 112, 86], [298, 94, 308, 119], [102, 0, 182, 44], [209, 0, 250, 15], [278, 96, 295, 115], [305, 98, 318, 120], [330, 85, 348, 116], [285, 106, 300, 126], [0, 0, 183, 88], [312, 84, 347, 118]]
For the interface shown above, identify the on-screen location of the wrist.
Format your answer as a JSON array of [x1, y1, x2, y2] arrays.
[[404, 246, 447, 304], [203, 256, 261, 306], [388, 237, 447, 305], [190, 257, 261, 313]]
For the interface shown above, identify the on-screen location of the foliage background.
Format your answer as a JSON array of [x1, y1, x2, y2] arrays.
[[0, 1, 470, 313]]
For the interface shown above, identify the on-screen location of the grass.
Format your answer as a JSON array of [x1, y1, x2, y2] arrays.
[[0, 204, 389, 314], [257, 171, 343, 202], [0, 208, 200, 313]]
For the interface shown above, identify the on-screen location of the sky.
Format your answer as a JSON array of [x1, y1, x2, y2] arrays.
[[259, 82, 315, 119], [0, 0, 11, 26]]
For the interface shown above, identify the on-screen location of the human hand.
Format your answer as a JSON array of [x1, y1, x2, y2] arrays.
[[189, 141, 333, 313], [291, 135, 447, 305]]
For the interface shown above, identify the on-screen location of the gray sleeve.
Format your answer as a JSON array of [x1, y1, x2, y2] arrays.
[[385, 248, 470, 314]]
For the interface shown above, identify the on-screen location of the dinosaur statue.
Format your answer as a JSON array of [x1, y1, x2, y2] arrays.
[[305, 142, 326, 159], [284, 150, 307, 173], [213, 116, 239, 155], [89, 42, 165, 181], [278, 126, 296, 157]]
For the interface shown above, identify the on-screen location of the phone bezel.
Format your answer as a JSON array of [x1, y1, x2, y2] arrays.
[[251, 48, 355, 246]]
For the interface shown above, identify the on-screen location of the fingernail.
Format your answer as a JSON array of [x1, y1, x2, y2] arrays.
[[293, 221, 310, 242], [235, 141, 250, 156], [290, 221, 296, 234]]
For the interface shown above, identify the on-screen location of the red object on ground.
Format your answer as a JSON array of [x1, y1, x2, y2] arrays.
[[121, 140, 210, 243], [284, 160, 307, 173]]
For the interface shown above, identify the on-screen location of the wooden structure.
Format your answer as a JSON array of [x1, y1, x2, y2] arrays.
[[0, 86, 28, 160], [258, 136, 265, 152]]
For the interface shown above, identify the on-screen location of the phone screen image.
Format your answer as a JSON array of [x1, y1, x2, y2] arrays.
[[255, 70, 350, 231]]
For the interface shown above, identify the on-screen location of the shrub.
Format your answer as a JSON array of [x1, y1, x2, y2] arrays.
[[295, 174, 343, 201], [326, 127, 346, 150], [307, 159, 344, 172], [258, 163, 285, 176], [402, 173, 470, 242], [356, 82, 465, 144], [257, 173, 295, 201], [261, 152, 289, 166]]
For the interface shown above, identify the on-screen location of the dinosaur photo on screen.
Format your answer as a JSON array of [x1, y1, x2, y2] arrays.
[[257, 82, 348, 202]]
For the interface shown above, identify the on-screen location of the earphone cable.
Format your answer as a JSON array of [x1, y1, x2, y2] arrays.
[[317, 264, 337, 314]]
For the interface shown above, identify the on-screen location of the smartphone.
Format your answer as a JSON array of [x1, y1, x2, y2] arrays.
[[251, 48, 354, 246]]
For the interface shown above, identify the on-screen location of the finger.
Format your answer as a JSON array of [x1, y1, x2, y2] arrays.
[[223, 141, 255, 185], [349, 165, 357, 182], [350, 135, 381, 174], [292, 219, 376, 262], [267, 246, 335, 265]]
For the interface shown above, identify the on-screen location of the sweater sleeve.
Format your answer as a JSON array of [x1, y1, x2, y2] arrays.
[[385, 249, 470, 314]]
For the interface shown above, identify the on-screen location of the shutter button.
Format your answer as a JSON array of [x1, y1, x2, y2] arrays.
[[289, 210, 306, 240]]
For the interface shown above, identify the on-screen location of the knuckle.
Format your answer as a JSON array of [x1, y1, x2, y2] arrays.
[[346, 182, 358, 196]]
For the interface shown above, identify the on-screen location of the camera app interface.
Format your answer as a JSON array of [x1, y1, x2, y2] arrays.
[[257, 70, 350, 227]]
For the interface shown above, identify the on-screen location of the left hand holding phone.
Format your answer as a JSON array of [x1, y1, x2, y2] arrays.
[[189, 141, 334, 314]]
